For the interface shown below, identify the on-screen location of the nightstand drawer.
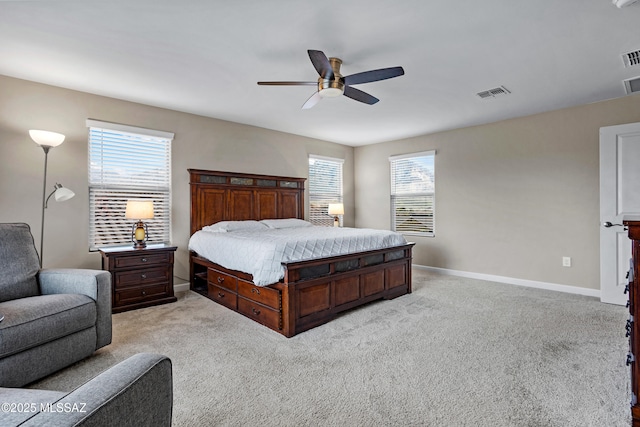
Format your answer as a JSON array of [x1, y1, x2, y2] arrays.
[[115, 267, 170, 288], [208, 284, 238, 310], [114, 252, 171, 268], [208, 268, 237, 292], [115, 284, 169, 307]]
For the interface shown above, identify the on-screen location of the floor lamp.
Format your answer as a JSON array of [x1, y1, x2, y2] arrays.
[[30, 130, 75, 268]]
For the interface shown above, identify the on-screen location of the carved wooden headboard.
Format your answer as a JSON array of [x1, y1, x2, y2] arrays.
[[188, 169, 306, 235]]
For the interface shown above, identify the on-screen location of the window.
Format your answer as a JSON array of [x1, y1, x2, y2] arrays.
[[87, 119, 173, 250], [308, 155, 343, 227], [389, 151, 435, 236]]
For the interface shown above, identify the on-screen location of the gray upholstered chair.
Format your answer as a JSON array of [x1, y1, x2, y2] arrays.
[[0, 352, 173, 426], [0, 223, 112, 387]]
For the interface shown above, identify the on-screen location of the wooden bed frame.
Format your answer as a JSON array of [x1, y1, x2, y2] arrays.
[[189, 169, 414, 337]]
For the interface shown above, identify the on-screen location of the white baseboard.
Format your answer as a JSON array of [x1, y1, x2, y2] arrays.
[[414, 264, 601, 299], [173, 268, 601, 299], [174, 281, 190, 293]]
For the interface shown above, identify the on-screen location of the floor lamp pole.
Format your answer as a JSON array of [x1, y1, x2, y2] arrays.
[[30, 129, 69, 269], [39, 146, 50, 269]]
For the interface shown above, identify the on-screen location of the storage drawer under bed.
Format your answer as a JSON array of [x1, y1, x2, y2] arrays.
[[207, 283, 238, 310], [237, 297, 281, 331], [207, 268, 237, 292], [237, 280, 280, 310]]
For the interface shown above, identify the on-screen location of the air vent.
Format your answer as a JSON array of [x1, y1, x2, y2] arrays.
[[624, 76, 640, 94], [623, 50, 640, 68], [477, 86, 511, 99]]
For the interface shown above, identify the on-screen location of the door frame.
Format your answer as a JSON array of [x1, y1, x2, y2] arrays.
[[600, 122, 640, 305]]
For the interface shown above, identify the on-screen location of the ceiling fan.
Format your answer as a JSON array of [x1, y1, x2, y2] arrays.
[[257, 49, 405, 109]]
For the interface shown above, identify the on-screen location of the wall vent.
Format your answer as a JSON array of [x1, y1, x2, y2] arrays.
[[623, 50, 640, 68], [624, 76, 640, 94], [477, 86, 511, 99]]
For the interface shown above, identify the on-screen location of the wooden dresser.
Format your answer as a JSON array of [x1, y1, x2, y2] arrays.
[[100, 244, 177, 313], [624, 217, 640, 426]]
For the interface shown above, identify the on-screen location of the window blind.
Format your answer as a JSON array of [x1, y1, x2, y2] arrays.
[[389, 151, 435, 236], [87, 120, 173, 250], [309, 155, 344, 227]]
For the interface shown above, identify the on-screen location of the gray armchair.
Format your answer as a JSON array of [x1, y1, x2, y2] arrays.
[[0, 223, 112, 387], [0, 352, 173, 426]]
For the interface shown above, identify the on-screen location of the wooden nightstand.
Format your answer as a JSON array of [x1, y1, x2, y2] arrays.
[[100, 244, 177, 313]]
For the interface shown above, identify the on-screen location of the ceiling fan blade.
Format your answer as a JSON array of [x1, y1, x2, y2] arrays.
[[257, 81, 317, 86], [302, 92, 322, 109], [343, 86, 379, 105], [343, 66, 405, 86], [308, 50, 334, 80]]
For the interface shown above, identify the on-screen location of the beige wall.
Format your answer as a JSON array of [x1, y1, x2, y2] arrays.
[[0, 75, 354, 281], [355, 93, 640, 290], [3, 73, 640, 292]]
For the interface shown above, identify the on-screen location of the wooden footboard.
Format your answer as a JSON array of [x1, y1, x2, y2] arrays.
[[190, 243, 414, 337]]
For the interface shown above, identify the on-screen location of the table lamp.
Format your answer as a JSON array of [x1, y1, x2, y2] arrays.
[[125, 200, 154, 248], [328, 203, 344, 227]]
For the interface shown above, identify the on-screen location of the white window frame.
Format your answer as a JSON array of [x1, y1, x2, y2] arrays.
[[87, 119, 173, 250], [308, 154, 344, 227], [389, 150, 435, 237]]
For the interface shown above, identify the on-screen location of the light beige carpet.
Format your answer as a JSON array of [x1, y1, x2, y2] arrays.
[[31, 269, 631, 426]]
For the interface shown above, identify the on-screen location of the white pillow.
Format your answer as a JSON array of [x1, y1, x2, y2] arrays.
[[202, 220, 268, 233], [260, 218, 313, 229]]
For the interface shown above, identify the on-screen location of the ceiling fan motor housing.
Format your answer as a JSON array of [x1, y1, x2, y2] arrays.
[[318, 57, 345, 97], [318, 79, 344, 97]]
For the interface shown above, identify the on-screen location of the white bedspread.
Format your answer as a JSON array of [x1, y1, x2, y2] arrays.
[[188, 226, 408, 286]]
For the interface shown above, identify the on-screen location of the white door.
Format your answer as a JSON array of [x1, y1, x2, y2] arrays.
[[600, 122, 640, 305]]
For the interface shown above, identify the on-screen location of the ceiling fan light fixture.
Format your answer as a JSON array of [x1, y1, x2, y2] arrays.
[[317, 77, 345, 98], [319, 87, 343, 98], [613, 0, 638, 7], [258, 49, 404, 108]]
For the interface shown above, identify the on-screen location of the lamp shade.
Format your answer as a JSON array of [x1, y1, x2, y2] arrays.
[[53, 184, 74, 202], [328, 203, 344, 216], [29, 130, 65, 147], [53, 186, 76, 202], [125, 200, 154, 220]]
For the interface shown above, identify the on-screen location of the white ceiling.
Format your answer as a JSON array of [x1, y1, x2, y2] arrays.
[[1, 0, 639, 146]]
